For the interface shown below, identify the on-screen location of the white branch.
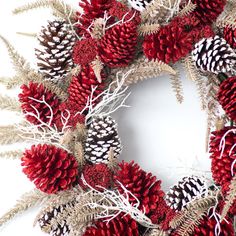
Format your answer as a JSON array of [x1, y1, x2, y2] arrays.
[[80, 175, 158, 228]]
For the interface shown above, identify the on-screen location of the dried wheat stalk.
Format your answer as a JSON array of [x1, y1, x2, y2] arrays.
[[178, 1, 196, 16], [0, 94, 21, 112], [170, 71, 184, 104], [221, 175, 236, 220], [138, 23, 160, 35], [0, 150, 23, 159], [0, 127, 25, 145], [110, 56, 177, 87], [0, 189, 49, 227], [13, 0, 76, 21]]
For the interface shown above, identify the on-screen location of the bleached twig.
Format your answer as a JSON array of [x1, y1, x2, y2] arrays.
[[78, 71, 131, 124], [81, 175, 158, 228], [16, 96, 71, 150]]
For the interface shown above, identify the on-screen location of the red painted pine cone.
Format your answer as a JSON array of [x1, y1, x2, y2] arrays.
[[19, 82, 62, 128], [114, 161, 165, 218], [76, 0, 113, 37], [98, 22, 138, 68], [143, 21, 193, 64], [192, 0, 226, 24], [209, 127, 236, 187], [192, 216, 234, 235], [83, 214, 139, 236], [21, 144, 79, 194], [217, 77, 236, 122], [224, 25, 236, 49], [80, 163, 112, 190], [67, 65, 106, 112]]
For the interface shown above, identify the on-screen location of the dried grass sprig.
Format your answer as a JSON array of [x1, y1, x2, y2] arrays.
[[110, 56, 177, 87], [0, 76, 25, 89], [141, 0, 181, 23], [178, 1, 196, 16], [0, 150, 23, 160], [13, 0, 76, 22], [221, 175, 236, 220], [91, 57, 104, 83], [0, 94, 21, 112], [216, 4, 236, 29], [138, 23, 160, 35], [184, 56, 200, 82], [0, 126, 26, 145], [170, 192, 219, 230], [0, 189, 49, 227], [170, 71, 184, 104], [194, 77, 207, 111]]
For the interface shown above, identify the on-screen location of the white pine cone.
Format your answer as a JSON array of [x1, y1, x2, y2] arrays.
[[165, 176, 207, 211], [192, 35, 236, 74], [35, 20, 76, 82], [128, 0, 153, 11], [85, 116, 122, 164]]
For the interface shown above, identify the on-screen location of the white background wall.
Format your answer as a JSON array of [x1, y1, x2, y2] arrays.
[[0, 1, 212, 235]]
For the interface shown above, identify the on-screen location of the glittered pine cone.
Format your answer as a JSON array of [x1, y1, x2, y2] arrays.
[[166, 176, 207, 212], [21, 144, 79, 194], [98, 21, 138, 68], [209, 127, 236, 188], [217, 77, 236, 122], [114, 161, 165, 217], [192, 0, 226, 24], [83, 214, 139, 236], [67, 65, 106, 112], [224, 25, 236, 49], [143, 22, 193, 64], [72, 38, 98, 66], [80, 163, 113, 190], [18, 82, 62, 128]]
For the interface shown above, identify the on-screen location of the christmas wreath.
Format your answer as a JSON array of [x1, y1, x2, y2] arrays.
[[0, 0, 236, 235]]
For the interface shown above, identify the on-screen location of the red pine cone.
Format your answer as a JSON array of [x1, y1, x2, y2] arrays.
[[209, 127, 236, 187], [80, 163, 112, 190], [114, 161, 165, 218], [143, 22, 193, 64], [224, 25, 236, 49], [67, 65, 106, 112], [83, 214, 139, 236], [192, 216, 234, 235], [108, 1, 141, 24], [73, 38, 98, 66], [192, 0, 226, 24], [19, 82, 61, 127], [149, 198, 176, 230], [59, 101, 85, 127], [21, 144, 79, 194], [217, 77, 236, 122], [76, 0, 114, 37], [98, 22, 138, 68]]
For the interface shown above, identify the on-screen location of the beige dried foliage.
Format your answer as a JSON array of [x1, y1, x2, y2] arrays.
[[141, 0, 178, 23], [170, 71, 184, 104], [178, 1, 196, 16], [0, 189, 49, 227], [0, 94, 21, 112], [138, 23, 160, 36], [221, 175, 236, 220], [74, 142, 85, 168], [0, 150, 23, 160], [216, 4, 236, 29], [0, 35, 67, 101], [195, 77, 207, 111], [0, 76, 25, 89], [110, 56, 177, 87], [13, 0, 76, 22], [107, 147, 119, 172], [16, 32, 37, 37], [91, 18, 105, 39], [0, 126, 25, 145], [170, 193, 218, 230], [91, 57, 104, 83]]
